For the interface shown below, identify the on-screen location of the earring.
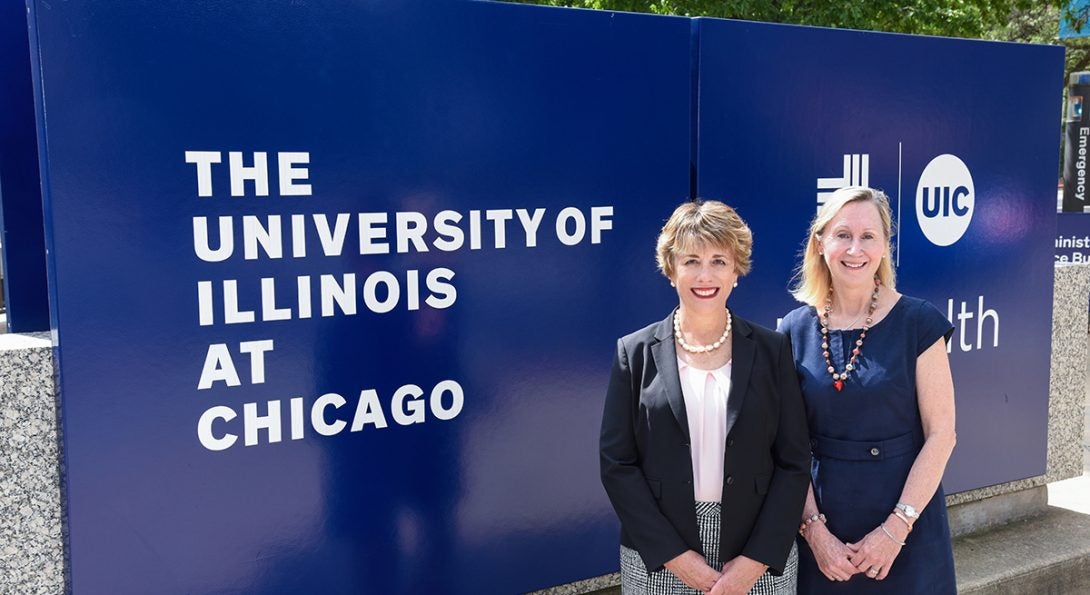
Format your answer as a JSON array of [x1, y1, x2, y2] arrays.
[[670, 281, 675, 287], [733, 281, 738, 288]]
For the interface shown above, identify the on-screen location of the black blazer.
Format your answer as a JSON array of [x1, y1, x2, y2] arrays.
[[600, 310, 810, 574]]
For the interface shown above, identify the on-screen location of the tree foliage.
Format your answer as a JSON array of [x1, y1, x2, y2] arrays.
[[502, 0, 1042, 39]]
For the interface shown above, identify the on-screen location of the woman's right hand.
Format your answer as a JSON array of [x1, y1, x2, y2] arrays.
[[664, 549, 722, 592], [804, 523, 861, 582]]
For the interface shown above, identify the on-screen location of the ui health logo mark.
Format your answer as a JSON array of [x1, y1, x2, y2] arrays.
[[915, 154, 974, 246], [816, 153, 869, 208]]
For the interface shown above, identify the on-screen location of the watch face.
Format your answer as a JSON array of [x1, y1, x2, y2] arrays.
[[898, 503, 918, 517]]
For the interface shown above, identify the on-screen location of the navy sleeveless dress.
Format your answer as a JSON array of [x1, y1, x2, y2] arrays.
[[778, 296, 957, 595]]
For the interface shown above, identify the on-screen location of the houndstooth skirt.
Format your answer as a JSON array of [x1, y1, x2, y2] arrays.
[[619, 501, 798, 595]]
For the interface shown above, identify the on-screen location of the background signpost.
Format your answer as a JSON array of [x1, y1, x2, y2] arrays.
[[1063, 72, 1090, 213]]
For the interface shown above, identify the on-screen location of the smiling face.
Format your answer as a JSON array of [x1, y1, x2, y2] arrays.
[[819, 200, 887, 290], [671, 242, 738, 315]]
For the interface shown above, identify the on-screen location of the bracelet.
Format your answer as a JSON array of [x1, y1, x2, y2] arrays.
[[798, 513, 827, 536], [879, 523, 906, 546], [891, 509, 914, 532]]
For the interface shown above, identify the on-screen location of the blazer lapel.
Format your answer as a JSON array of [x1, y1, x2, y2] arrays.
[[726, 314, 755, 440], [650, 310, 690, 443]]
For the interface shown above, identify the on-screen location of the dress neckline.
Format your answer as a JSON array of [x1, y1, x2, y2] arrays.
[[817, 295, 905, 333]]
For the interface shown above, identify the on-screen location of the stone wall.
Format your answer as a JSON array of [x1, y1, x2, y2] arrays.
[[0, 333, 62, 594]]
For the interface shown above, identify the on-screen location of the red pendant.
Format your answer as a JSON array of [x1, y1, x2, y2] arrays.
[[834, 380, 844, 392]]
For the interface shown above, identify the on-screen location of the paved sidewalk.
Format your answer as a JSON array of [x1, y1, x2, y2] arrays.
[[1049, 473, 1090, 514]]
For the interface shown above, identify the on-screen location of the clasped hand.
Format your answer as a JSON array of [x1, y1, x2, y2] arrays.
[[806, 518, 906, 582], [664, 550, 720, 592], [664, 550, 767, 594], [709, 555, 767, 595], [846, 520, 906, 581], [803, 522, 860, 582]]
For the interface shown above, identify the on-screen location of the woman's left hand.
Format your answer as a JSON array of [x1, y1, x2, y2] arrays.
[[847, 518, 907, 580], [709, 555, 768, 595]]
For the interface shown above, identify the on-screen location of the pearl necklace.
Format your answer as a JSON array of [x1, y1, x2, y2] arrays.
[[674, 309, 732, 354], [821, 277, 880, 392]]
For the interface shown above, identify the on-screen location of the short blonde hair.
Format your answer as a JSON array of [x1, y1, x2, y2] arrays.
[[791, 186, 896, 307], [656, 199, 753, 280]]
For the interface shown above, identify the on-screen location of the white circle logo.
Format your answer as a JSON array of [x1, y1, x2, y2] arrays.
[[915, 154, 974, 246]]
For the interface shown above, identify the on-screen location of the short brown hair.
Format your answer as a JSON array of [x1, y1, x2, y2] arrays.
[[656, 199, 753, 280]]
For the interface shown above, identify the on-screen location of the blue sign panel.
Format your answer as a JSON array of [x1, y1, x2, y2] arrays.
[[1056, 212, 1090, 263], [0, 0, 50, 332], [29, 1, 690, 592], [694, 18, 1063, 493]]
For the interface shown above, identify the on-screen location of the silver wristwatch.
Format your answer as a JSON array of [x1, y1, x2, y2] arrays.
[[895, 502, 919, 519]]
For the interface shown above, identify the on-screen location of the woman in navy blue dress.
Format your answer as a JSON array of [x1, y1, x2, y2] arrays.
[[778, 187, 957, 594]]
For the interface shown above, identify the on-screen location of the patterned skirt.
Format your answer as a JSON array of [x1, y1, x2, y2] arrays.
[[619, 501, 798, 595]]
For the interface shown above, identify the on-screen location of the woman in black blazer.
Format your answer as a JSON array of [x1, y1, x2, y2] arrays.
[[601, 200, 811, 595]]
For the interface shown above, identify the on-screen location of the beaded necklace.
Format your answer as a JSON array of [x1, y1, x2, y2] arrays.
[[820, 277, 880, 391]]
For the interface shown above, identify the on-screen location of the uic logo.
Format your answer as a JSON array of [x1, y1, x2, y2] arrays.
[[915, 154, 974, 246]]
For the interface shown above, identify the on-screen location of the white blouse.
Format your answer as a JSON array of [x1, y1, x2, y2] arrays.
[[677, 357, 732, 503]]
